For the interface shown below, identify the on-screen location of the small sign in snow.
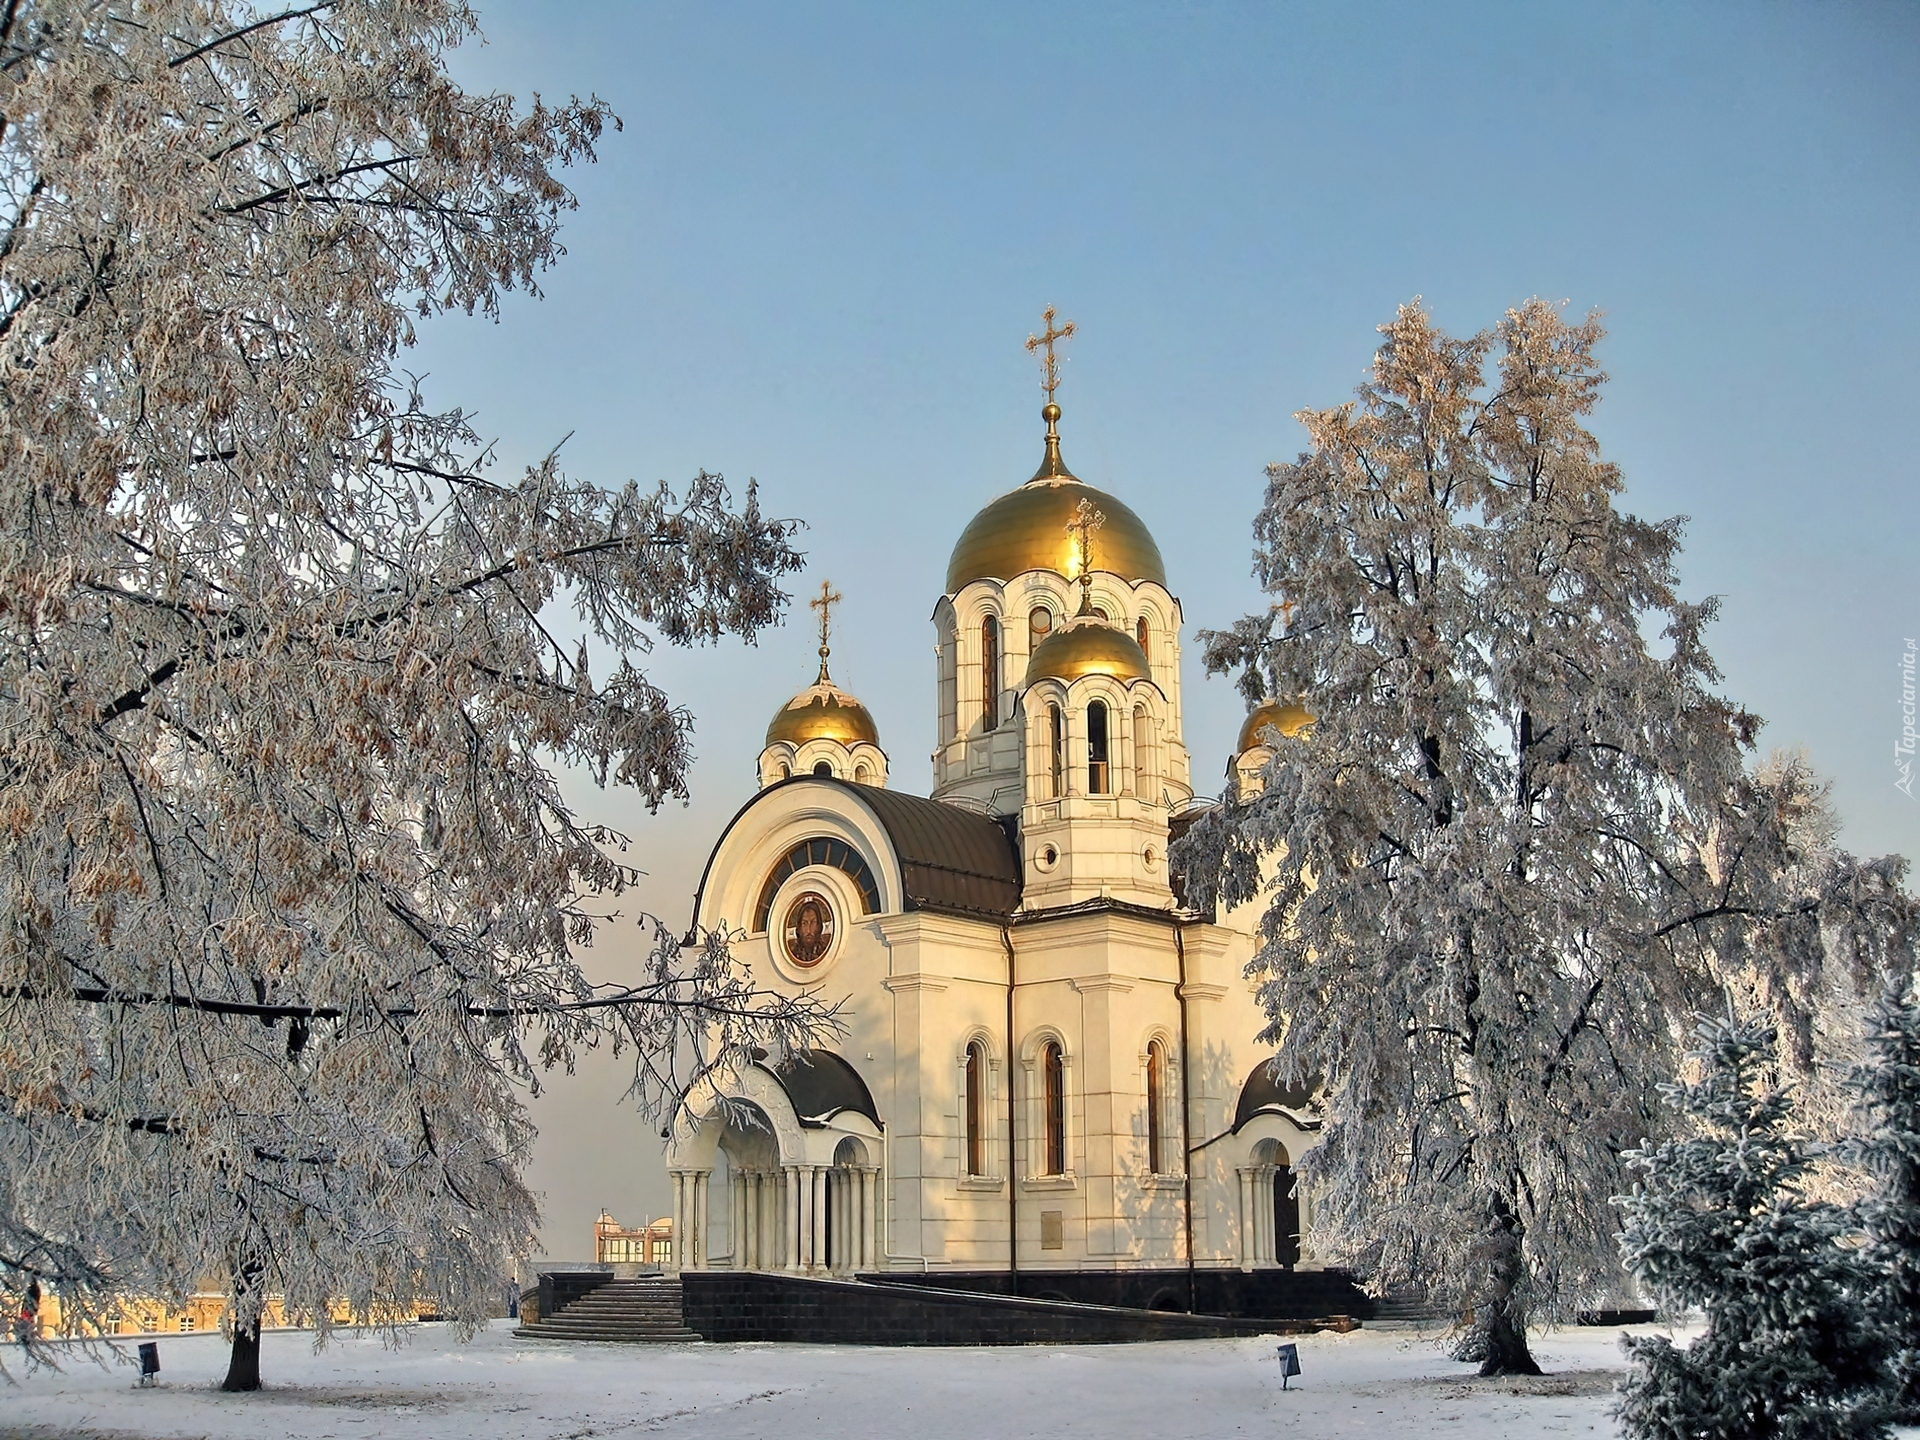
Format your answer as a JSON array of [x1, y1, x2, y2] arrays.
[[1276, 1342, 1302, 1389], [135, 1342, 160, 1388]]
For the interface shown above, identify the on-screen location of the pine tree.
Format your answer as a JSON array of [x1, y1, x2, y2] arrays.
[[1173, 300, 1919, 1374], [1618, 1014, 1890, 1440], [1844, 990, 1920, 1423]]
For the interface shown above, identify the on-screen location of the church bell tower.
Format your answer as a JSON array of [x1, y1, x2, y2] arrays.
[[931, 309, 1192, 910]]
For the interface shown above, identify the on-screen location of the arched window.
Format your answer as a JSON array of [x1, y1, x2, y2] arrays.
[[1029, 606, 1052, 649], [965, 1041, 987, 1177], [1133, 703, 1151, 798], [1087, 701, 1110, 795], [854, 762, 872, 785], [1048, 704, 1064, 798], [982, 616, 1000, 732], [1136, 616, 1150, 659], [813, 760, 833, 777], [1145, 1039, 1167, 1174], [1042, 1041, 1066, 1176], [777, 763, 790, 780]]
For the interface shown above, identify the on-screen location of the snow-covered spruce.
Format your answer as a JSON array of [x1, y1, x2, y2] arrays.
[[1844, 989, 1920, 1423], [0, 1, 826, 1391], [1171, 301, 1919, 1375], [1618, 1014, 1891, 1440]]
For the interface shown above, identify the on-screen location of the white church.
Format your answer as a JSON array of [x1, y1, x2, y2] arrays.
[[662, 323, 1317, 1300]]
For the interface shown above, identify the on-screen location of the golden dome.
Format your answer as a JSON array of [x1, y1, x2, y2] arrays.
[[1236, 699, 1313, 753], [946, 429, 1167, 593], [1023, 617, 1153, 687], [766, 679, 881, 748]]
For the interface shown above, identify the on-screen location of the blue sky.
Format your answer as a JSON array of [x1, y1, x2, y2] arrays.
[[412, 1, 1920, 1253]]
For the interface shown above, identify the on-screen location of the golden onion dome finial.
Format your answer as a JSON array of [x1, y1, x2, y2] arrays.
[[807, 578, 842, 683], [1025, 306, 1077, 482]]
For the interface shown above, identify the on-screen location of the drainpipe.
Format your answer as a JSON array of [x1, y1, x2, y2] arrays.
[[1001, 922, 1019, 1289], [1174, 918, 1196, 1314]]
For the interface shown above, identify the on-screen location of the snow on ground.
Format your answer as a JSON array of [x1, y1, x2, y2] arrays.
[[0, 1316, 1796, 1440]]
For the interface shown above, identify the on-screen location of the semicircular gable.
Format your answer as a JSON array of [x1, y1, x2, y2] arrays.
[[687, 776, 1022, 940], [1233, 1059, 1322, 1132]]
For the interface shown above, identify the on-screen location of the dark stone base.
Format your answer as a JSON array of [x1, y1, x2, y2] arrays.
[[681, 1271, 1350, 1346], [864, 1267, 1375, 1322]]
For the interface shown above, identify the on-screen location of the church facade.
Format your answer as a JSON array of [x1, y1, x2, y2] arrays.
[[661, 350, 1316, 1296]]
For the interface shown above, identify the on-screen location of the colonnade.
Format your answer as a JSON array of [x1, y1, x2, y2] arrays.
[[670, 1163, 881, 1274], [1235, 1162, 1301, 1270]]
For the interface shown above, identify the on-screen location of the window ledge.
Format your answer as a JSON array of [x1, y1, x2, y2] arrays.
[[957, 1175, 1005, 1192], [1140, 1173, 1185, 1191], [1021, 1173, 1079, 1193]]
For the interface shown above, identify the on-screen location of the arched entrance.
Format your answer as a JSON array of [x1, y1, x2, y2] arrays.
[[1237, 1138, 1301, 1270], [826, 1136, 877, 1274]]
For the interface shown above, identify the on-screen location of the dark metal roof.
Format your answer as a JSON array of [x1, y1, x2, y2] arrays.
[[1232, 1059, 1321, 1132], [757, 1049, 882, 1130], [839, 782, 1023, 920]]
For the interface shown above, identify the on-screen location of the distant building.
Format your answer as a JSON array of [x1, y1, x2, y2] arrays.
[[594, 1210, 672, 1267]]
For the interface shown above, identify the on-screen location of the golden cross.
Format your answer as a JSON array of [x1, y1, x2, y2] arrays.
[[1025, 305, 1076, 401], [1066, 498, 1105, 607], [809, 579, 842, 678]]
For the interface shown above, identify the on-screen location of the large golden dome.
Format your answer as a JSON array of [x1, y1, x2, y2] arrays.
[[1023, 617, 1153, 687], [1236, 699, 1313, 752], [766, 679, 881, 748], [946, 423, 1166, 593]]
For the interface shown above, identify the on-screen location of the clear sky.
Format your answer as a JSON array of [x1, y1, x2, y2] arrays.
[[409, 1, 1920, 1258]]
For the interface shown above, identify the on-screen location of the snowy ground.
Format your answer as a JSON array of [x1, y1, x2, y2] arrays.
[[0, 1316, 1883, 1440]]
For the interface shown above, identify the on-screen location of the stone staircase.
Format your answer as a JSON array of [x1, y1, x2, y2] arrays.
[[514, 1275, 701, 1343]]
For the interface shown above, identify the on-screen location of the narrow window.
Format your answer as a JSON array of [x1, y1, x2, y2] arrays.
[[1133, 704, 1151, 798], [1136, 616, 1150, 659], [982, 617, 1000, 731], [1029, 605, 1052, 649], [1087, 701, 1109, 795], [813, 760, 833, 777], [854, 762, 872, 785], [965, 1041, 986, 1177], [1043, 1041, 1066, 1176], [1048, 704, 1064, 798], [1146, 1040, 1166, 1174]]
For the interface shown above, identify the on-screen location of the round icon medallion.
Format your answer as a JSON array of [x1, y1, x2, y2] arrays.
[[782, 891, 836, 967]]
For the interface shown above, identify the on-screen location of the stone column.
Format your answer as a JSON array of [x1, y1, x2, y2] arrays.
[[786, 1166, 805, 1272], [731, 1171, 747, 1269], [1236, 1167, 1254, 1270], [860, 1167, 878, 1271], [817, 1175, 833, 1274], [691, 1171, 709, 1271], [668, 1170, 686, 1275], [747, 1171, 763, 1270]]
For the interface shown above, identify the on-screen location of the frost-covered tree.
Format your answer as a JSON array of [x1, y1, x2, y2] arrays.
[[1618, 1014, 1890, 1440], [1844, 989, 1920, 1422], [1173, 300, 1917, 1373], [0, 0, 824, 1390]]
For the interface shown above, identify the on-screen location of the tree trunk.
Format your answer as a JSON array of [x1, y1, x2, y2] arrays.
[[1467, 1199, 1542, 1377], [221, 1256, 265, 1392], [220, 1319, 261, 1392]]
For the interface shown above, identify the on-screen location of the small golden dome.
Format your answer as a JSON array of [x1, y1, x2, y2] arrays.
[[1023, 617, 1153, 687], [1236, 699, 1313, 753], [766, 680, 881, 748]]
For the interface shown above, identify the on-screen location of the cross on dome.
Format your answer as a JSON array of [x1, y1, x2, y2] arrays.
[[1025, 305, 1076, 405], [809, 579, 842, 681], [1066, 498, 1106, 614]]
